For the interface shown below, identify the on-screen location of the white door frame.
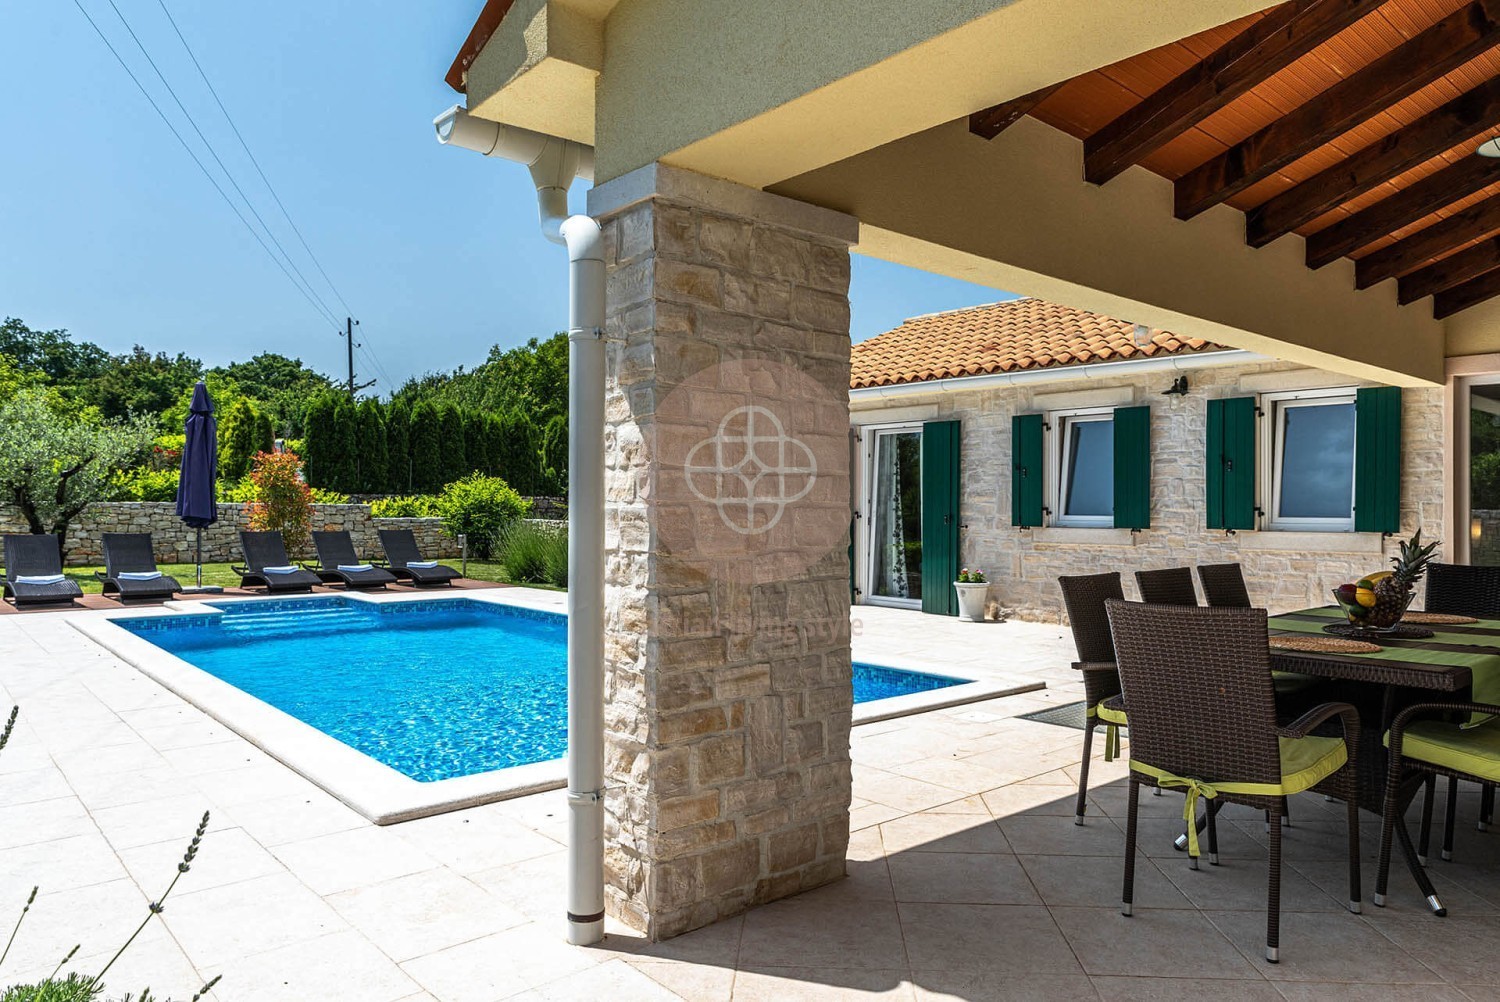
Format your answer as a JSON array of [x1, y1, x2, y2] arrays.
[[858, 421, 924, 609], [1446, 354, 1500, 563]]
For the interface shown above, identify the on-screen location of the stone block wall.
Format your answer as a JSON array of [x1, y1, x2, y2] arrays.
[[591, 164, 858, 940], [852, 358, 1445, 622], [0, 503, 461, 565]]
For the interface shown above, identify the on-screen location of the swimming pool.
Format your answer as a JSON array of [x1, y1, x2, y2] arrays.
[[115, 596, 968, 783]]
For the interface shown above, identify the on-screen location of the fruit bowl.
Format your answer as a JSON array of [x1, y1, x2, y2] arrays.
[[1332, 580, 1413, 631]]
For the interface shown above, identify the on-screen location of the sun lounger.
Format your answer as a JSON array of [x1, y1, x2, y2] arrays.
[[377, 529, 460, 587], [96, 533, 180, 602], [234, 532, 323, 593], [0, 534, 84, 607], [310, 531, 397, 590]]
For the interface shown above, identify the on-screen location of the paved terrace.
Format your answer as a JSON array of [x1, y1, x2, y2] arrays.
[[0, 598, 1497, 1000]]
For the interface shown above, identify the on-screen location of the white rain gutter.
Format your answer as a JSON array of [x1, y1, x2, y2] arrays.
[[435, 105, 606, 947], [848, 348, 1269, 402]]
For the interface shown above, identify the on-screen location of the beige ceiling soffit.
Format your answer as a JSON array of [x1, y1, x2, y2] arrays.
[[612, 0, 1279, 188], [466, 0, 602, 146]]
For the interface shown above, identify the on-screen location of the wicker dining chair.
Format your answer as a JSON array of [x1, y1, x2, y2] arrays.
[[1197, 563, 1251, 608], [1421, 563, 1500, 847], [1059, 572, 1129, 826], [1106, 600, 1362, 963], [1135, 567, 1198, 606], [1376, 698, 1500, 916]]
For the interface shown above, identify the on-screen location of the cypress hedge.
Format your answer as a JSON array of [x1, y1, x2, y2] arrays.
[[408, 401, 444, 492], [355, 399, 388, 493], [385, 399, 411, 494]]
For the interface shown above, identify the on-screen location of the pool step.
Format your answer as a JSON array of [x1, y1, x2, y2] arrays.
[[218, 606, 370, 633]]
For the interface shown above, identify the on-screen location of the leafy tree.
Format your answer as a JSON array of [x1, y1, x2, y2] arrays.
[[87, 346, 202, 422], [385, 400, 411, 494], [391, 334, 568, 425], [245, 451, 314, 555], [355, 399, 388, 493], [218, 397, 267, 482], [0, 317, 111, 385], [438, 405, 468, 488], [540, 413, 567, 495], [409, 401, 444, 492], [301, 394, 339, 489], [0, 353, 42, 405], [0, 390, 154, 550], [212, 352, 334, 435]]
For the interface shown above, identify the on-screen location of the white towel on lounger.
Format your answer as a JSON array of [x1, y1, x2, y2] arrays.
[[338, 564, 374, 573], [117, 571, 163, 581], [262, 565, 299, 575], [407, 560, 439, 569], [15, 574, 66, 586]]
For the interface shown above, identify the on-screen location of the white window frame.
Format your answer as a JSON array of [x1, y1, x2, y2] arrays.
[[1047, 407, 1115, 528], [1259, 387, 1358, 533], [859, 422, 924, 608]]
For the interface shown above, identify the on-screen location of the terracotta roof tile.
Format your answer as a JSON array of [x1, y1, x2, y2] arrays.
[[850, 297, 1226, 389]]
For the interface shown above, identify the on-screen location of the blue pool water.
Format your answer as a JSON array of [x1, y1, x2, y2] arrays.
[[117, 597, 968, 782]]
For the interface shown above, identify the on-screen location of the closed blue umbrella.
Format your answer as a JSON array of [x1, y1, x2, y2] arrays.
[[176, 380, 220, 593]]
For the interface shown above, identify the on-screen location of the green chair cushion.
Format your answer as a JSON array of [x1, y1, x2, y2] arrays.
[[1385, 720, 1500, 784], [1277, 734, 1347, 793], [1096, 702, 1127, 726]]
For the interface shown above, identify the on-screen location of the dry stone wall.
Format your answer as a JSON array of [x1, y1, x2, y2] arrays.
[[853, 359, 1445, 622], [0, 503, 461, 565]]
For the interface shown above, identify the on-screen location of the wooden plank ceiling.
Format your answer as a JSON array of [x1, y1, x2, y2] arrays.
[[969, 0, 1500, 319]]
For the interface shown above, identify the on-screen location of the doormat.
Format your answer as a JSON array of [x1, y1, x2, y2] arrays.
[[1017, 700, 1109, 732]]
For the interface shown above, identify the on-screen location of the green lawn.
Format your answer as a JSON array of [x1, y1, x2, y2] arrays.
[[56, 559, 537, 594]]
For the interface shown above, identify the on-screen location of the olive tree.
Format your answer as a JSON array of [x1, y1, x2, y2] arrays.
[[0, 390, 154, 551]]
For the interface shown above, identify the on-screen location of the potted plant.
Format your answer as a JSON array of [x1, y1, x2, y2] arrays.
[[954, 567, 989, 622]]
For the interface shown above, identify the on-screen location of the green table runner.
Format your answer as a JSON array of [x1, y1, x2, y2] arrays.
[[1269, 606, 1500, 709]]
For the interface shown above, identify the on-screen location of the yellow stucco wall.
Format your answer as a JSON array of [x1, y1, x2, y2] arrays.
[[773, 117, 1444, 386]]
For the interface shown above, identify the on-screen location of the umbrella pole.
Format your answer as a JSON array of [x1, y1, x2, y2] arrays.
[[196, 527, 203, 589]]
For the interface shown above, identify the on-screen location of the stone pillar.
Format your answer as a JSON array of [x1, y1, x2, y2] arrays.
[[588, 164, 857, 940]]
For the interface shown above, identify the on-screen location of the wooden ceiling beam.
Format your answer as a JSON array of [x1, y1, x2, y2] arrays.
[[1084, 0, 1387, 186], [1175, 0, 1500, 221], [1355, 193, 1500, 288], [1434, 264, 1500, 317], [1305, 155, 1500, 267], [1246, 78, 1500, 247], [1398, 236, 1500, 303], [970, 84, 1064, 140]]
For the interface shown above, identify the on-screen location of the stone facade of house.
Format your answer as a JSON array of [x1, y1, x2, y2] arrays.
[[590, 164, 858, 940], [0, 503, 461, 565], [851, 358, 1445, 623]]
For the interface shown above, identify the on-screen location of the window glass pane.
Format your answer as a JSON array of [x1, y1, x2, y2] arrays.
[[1064, 419, 1113, 517], [869, 431, 922, 600], [1278, 402, 1354, 519]]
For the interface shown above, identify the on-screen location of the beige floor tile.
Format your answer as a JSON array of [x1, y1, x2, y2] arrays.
[[1370, 913, 1500, 985], [1202, 909, 1442, 983], [400, 923, 605, 1002], [628, 959, 735, 1001], [1, 877, 152, 975], [879, 812, 1009, 854], [0, 795, 93, 849], [898, 902, 1081, 974], [202, 929, 421, 1002], [1087, 976, 1277, 1000], [467, 851, 569, 925], [226, 791, 367, 848], [888, 851, 1039, 905], [739, 891, 905, 970], [1050, 906, 1260, 979], [854, 766, 970, 814], [1157, 853, 1346, 913], [911, 971, 1097, 1001], [89, 794, 228, 851], [393, 807, 562, 874], [531, 957, 685, 1000], [1018, 853, 1189, 910], [996, 814, 1124, 856], [1276, 985, 1471, 1001], [165, 872, 348, 967], [269, 825, 440, 896], [2, 766, 74, 807], [732, 966, 915, 1000], [981, 782, 1080, 820], [118, 826, 286, 896], [328, 867, 529, 962], [851, 802, 906, 832], [0, 831, 130, 902]]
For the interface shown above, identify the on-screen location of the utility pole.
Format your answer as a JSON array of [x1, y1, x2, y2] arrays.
[[339, 317, 376, 397]]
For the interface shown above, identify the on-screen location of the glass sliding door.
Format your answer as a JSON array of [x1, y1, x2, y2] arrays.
[[865, 427, 923, 606], [1466, 380, 1500, 565]]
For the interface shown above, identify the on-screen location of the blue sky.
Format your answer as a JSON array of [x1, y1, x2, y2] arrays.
[[1, 1, 1005, 395]]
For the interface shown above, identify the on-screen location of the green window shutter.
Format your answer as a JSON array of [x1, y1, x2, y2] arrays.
[[1011, 413, 1044, 528], [1206, 397, 1257, 530], [920, 420, 961, 616], [1355, 386, 1402, 534], [1113, 405, 1151, 530]]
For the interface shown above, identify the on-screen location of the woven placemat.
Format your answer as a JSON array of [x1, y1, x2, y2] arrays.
[[1270, 635, 1382, 654], [1401, 612, 1480, 625], [1322, 622, 1435, 640]]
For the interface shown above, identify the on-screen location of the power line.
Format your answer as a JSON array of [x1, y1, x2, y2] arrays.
[[100, 0, 341, 329], [154, 0, 355, 318], [70, 0, 339, 333]]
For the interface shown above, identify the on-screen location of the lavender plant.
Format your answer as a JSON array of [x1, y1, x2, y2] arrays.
[[0, 706, 222, 1002]]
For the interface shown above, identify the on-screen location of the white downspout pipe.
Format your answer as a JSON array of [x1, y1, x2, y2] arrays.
[[435, 105, 606, 946]]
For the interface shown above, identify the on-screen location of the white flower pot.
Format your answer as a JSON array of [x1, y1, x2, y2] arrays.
[[953, 582, 988, 622]]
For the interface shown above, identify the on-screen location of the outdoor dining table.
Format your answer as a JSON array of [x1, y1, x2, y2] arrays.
[[1263, 604, 1500, 913]]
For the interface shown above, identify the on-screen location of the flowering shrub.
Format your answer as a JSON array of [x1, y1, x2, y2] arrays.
[[957, 567, 987, 584], [245, 451, 313, 553]]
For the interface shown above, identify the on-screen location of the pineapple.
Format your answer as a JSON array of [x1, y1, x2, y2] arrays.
[[1370, 530, 1439, 626]]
